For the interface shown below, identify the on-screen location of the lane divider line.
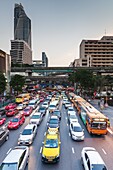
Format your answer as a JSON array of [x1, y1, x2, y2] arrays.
[[40, 147, 42, 153], [102, 148, 107, 155], [72, 147, 75, 154]]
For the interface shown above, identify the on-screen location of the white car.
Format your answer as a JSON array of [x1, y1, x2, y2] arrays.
[[65, 101, 72, 109], [81, 147, 108, 170], [70, 122, 84, 141], [18, 124, 37, 145], [17, 103, 26, 110], [68, 114, 78, 124], [0, 146, 29, 170], [67, 106, 76, 116], [30, 112, 43, 125], [41, 102, 48, 109]]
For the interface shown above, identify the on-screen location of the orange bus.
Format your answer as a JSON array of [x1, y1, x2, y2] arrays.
[[69, 93, 108, 135]]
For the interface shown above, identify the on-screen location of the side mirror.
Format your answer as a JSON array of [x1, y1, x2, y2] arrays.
[[59, 141, 61, 144]]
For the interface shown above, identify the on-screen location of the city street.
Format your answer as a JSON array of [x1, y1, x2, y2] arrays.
[[0, 98, 113, 170]]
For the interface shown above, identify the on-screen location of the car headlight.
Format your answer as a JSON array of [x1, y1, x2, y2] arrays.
[[42, 154, 46, 158]]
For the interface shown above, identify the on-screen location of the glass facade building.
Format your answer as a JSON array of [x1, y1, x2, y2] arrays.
[[14, 3, 31, 48]]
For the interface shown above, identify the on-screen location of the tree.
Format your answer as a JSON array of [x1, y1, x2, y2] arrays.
[[0, 72, 6, 95], [10, 74, 25, 95]]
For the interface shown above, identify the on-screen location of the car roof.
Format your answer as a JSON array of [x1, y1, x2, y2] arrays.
[[33, 112, 41, 115], [86, 149, 105, 164], [2, 146, 28, 163], [46, 133, 58, 139], [24, 124, 36, 129], [71, 122, 81, 127], [50, 115, 58, 119]]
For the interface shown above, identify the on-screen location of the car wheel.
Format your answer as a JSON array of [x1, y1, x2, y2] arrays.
[[6, 135, 9, 141]]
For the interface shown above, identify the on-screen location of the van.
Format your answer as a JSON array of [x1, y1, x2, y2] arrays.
[[28, 99, 39, 109], [0, 146, 29, 170]]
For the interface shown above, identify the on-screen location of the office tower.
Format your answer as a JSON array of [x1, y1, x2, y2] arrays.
[[71, 36, 113, 67], [10, 3, 32, 64], [42, 52, 48, 67], [14, 3, 31, 48]]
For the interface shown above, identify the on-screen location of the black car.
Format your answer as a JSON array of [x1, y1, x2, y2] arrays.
[[47, 116, 60, 129], [52, 110, 61, 120], [0, 127, 9, 146], [0, 108, 6, 117]]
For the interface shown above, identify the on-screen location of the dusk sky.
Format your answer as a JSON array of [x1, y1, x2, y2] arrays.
[[0, 0, 113, 66]]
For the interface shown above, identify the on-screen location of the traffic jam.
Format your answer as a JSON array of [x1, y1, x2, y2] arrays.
[[0, 89, 108, 170]]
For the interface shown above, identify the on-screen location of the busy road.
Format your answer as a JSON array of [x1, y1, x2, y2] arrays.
[[0, 92, 113, 170]]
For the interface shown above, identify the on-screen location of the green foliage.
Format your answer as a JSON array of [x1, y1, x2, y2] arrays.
[[0, 72, 6, 95], [10, 74, 25, 94]]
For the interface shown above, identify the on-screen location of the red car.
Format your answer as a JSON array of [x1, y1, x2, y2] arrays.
[[7, 114, 25, 129], [5, 103, 17, 110], [0, 118, 6, 126], [22, 106, 33, 116], [6, 108, 18, 117], [40, 97, 45, 102]]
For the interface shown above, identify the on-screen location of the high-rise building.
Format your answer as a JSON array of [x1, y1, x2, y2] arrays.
[[14, 3, 31, 48], [42, 52, 48, 67], [71, 36, 113, 67], [10, 3, 32, 65]]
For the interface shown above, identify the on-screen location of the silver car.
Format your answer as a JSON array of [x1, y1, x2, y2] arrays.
[[0, 146, 29, 170]]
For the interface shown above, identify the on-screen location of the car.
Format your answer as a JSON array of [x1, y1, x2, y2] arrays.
[[52, 110, 61, 120], [7, 113, 25, 130], [6, 108, 18, 117], [0, 118, 6, 126], [18, 124, 37, 145], [41, 102, 48, 109], [47, 116, 60, 129], [81, 147, 108, 170], [38, 106, 47, 116], [40, 97, 45, 102], [0, 146, 29, 170], [28, 99, 39, 109], [69, 122, 84, 141], [5, 103, 17, 110], [42, 128, 61, 163], [67, 106, 76, 116], [0, 127, 9, 146], [48, 101, 58, 113], [17, 103, 26, 110], [30, 112, 43, 125], [68, 114, 78, 124], [65, 101, 72, 109], [23, 98, 29, 105], [22, 106, 33, 116]]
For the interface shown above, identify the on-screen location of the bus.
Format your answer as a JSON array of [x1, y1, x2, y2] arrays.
[[16, 93, 30, 104], [69, 93, 108, 135]]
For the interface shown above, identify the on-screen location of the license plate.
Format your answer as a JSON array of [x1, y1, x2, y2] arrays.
[[48, 159, 53, 162]]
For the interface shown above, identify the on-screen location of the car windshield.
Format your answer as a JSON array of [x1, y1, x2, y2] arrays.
[[70, 115, 77, 119], [92, 164, 107, 170], [73, 126, 82, 132], [24, 108, 30, 112], [39, 108, 45, 111], [49, 105, 55, 108], [49, 119, 58, 124], [12, 118, 18, 122], [8, 110, 14, 112], [19, 104, 23, 106], [22, 129, 32, 135], [45, 139, 58, 148], [31, 115, 40, 119], [69, 108, 74, 111], [0, 163, 18, 170]]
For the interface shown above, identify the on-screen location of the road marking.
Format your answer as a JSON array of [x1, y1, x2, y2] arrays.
[[44, 132, 46, 136], [69, 132, 71, 136], [102, 148, 107, 155], [65, 117, 67, 120], [72, 147, 75, 154], [40, 147, 42, 153], [7, 148, 12, 155], [67, 123, 68, 126], [107, 128, 113, 135]]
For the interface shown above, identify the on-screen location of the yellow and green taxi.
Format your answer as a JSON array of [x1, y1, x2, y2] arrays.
[[42, 128, 61, 163]]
